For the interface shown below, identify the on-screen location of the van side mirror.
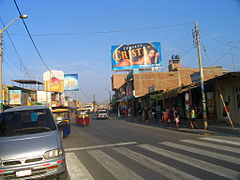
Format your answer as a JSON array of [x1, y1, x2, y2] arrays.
[[57, 121, 68, 130]]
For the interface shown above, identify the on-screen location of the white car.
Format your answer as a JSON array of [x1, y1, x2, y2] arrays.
[[96, 109, 108, 119]]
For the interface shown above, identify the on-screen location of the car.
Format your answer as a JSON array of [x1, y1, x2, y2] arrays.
[[0, 105, 67, 180], [96, 109, 108, 119]]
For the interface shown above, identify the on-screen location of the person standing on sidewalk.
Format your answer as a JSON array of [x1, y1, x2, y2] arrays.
[[138, 107, 142, 121], [128, 107, 133, 121], [151, 105, 157, 121], [162, 108, 169, 126], [173, 107, 180, 129], [143, 106, 149, 124], [189, 107, 198, 128]]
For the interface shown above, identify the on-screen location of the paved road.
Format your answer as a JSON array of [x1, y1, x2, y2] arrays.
[[62, 114, 240, 180]]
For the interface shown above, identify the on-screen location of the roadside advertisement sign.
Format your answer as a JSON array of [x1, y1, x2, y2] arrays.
[[9, 90, 21, 105], [64, 74, 79, 91], [37, 91, 51, 105], [111, 42, 162, 71], [43, 70, 64, 93]]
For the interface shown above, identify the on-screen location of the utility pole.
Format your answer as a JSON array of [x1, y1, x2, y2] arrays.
[[0, 15, 28, 112], [228, 42, 236, 72], [93, 94, 96, 112], [194, 22, 208, 129]]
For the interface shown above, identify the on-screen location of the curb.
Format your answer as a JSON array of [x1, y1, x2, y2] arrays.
[[111, 114, 240, 136]]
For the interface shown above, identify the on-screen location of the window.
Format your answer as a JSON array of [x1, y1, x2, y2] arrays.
[[0, 109, 56, 137]]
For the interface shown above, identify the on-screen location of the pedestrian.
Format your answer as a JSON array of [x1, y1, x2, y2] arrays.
[[128, 107, 133, 120], [162, 108, 169, 126], [156, 103, 161, 121], [151, 105, 157, 121], [138, 107, 142, 121], [118, 106, 121, 117], [173, 107, 180, 129], [189, 107, 197, 128]]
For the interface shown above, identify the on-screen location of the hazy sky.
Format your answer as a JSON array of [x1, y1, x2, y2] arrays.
[[0, 0, 240, 103]]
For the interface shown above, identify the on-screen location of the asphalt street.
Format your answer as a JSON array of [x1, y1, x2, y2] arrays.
[[62, 114, 240, 180]]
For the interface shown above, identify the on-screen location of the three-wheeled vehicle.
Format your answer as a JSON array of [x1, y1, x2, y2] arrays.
[[52, 108, 71, 137], [76, 108, 90, 126]]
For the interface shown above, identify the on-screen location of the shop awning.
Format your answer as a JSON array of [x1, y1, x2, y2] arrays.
[[161, 86, 182, 100], [12, 80, 43, 85]]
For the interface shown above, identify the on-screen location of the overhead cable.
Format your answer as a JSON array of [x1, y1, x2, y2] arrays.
[[201, 32, 240, 50], [13, 0, 53, 75], [8, 22, 194, 37], [0, 16, 33, 79]]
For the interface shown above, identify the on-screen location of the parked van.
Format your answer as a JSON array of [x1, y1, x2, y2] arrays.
[[0, 105, 67, 179]]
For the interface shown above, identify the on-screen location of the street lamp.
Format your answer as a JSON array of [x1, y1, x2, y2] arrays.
[[0, 15, 28, 111], [105, 89, 112, 105]]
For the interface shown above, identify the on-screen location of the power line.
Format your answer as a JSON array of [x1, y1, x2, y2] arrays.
[[181, 46, 195, 57], [13, 0, 53, 75], [3, 48, 33, 79], [79, 87, 91, 102], [4, 59, 18, 78], [0, 19, 33, 79], [8, 22, 194, 37], [3, 51, 30, 78], [201, 32, 240, 50], [173, 31, 193, 49], [202, 45, 240, 56], [211, 41, 240, 66]]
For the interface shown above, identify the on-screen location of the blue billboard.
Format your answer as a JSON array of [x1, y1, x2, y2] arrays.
[[64, 74, 79, 91], [111, 42, 162, 71]]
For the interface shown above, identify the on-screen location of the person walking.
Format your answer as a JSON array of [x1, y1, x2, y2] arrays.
[[173, 107, 180, 129], [189, 107, 197, 128], [162, 108, 169, 126], [143, 106, 149, 124], [128, 107, 133, 121]]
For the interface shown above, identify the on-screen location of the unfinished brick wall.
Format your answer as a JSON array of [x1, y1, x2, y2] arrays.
[[112, 74, 127, 90]]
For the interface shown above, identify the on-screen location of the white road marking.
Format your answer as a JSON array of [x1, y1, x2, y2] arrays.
[[181, 139, 240, 154], [65, 142, 137, 152], [138, 144, 240, 179], [88, 149, 144, 180], [113, 147, 201, 180], [65, 152, 94, 180], [161, 142, 240, 165], [200, 137, 240, 146]]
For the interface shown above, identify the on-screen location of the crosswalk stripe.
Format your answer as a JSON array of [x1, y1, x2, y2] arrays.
[[113, 147, 201, 180], [138, 144, 240, 179], [88, 149, 144, 180], [65, 142, 137, 152], [65, 152, 95, 180], [181, 139, 240, 154], [161, 142, 240, 165], [200, 137, 240, 146]]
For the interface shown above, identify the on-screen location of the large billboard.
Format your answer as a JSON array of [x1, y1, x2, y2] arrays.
[[9, 90, 21, 105], [112, 42, 162, 71], [43, 70, 64, 93], [64, 74, 79, 91]]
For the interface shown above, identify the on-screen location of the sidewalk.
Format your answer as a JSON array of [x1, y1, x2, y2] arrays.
[[112, 114, 240, 136]]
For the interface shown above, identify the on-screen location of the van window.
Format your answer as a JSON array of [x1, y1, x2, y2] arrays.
[[0, 109, 56, 137]]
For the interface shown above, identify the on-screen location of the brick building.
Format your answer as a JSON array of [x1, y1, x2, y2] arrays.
[[112, 57, 226, 100]]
